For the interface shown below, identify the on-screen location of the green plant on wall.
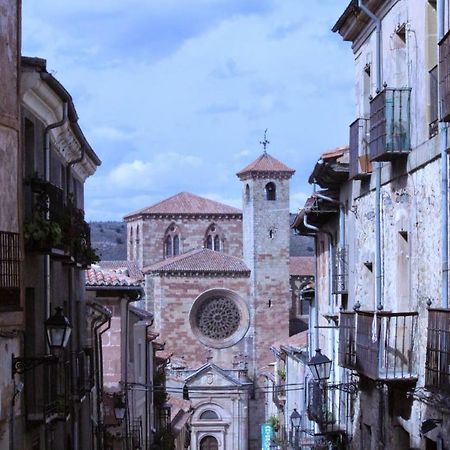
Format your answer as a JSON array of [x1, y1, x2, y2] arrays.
[[152, 427, 175, 450], [267, 415, 280, 431], [277, 367, 286, 381], [24, 214, 62, 249]]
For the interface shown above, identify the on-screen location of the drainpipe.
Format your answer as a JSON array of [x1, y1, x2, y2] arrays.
[[358, 0, 383, 311], [66, 145, 85, 202], [438, 0, 449, 308], [145, 320, 154, 450], [43, 103, 68, 325], [123, 291, 142, 450], [303, 214, 320, 355]]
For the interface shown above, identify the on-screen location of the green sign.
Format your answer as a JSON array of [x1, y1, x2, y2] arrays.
[[261, 423, 274, 450]]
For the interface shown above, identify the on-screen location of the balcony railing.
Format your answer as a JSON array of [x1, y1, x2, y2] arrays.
[[425, 308, 450, 392], [25, 359, 71, 423], [332, 247, 348, 294], [369, 87, 411, 161], [24, 177, 98, 266], [0, 231, 20, 307], [349, 118, 371, 179], [338, 312, 356, 369], [307, 380, 355, 438], [439, 30, 450, 122], [338, 311, 418, 381]]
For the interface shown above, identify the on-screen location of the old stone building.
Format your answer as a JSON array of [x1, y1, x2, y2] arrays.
[[124, 152, 313, 449], [289, 1, 450, 449]]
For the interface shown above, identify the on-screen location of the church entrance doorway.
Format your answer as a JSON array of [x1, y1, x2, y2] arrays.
[[200, 436, 219, 450]]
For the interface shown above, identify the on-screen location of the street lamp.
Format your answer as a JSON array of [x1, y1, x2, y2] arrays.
[[113, 396, 126, 424], [307, 349, 332, 382], [12, 307, 72, 376], [45, 306, 73, 350], [290, 408, 301, 429]]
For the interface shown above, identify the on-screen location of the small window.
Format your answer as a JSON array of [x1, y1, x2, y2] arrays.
[[164, 223, 182, 258], [200, 410, 219, 420], [265, 182, 276, 201], [245, 184, 250, 202], [173, 235, 180, 256], [165, 235, 172, 257], [205, 224, 223, 252]]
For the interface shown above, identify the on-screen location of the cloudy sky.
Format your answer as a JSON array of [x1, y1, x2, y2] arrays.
[[22, 0, 354, 221]]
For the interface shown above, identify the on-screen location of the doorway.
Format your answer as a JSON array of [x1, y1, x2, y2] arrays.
[[200, 435, 219, 450]]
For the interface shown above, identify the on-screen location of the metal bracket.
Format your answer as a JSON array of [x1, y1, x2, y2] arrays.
[[11, 353, 58, 377]]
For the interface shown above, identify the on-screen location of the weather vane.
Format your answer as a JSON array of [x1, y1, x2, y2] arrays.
[[260, 129, 270, 154]]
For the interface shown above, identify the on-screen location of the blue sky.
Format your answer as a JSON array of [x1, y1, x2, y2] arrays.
[[22, 0, 354, 221]]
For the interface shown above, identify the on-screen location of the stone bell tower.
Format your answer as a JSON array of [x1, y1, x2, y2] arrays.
[[237, 149, 295, 449]]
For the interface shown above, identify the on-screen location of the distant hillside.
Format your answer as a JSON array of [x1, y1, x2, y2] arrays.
[[90, 215, 314, 262], [90, 221, 127, 261]]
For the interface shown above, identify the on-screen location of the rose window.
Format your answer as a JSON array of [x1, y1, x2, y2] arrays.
[[196, 297, 241, 340]]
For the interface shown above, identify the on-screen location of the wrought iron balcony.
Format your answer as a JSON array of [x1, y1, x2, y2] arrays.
[[439, 30, 450, 122], [24, 359, 71, 423], [0, 231, 20, 308], [425, 308, 450, 392], [338, 312, 356, 369], [369, 87, 411, 161], [349, 118, 371, 179], [338, 311, 418, 381], [332, 247, 348, 294], [307, 380, 355, 438]]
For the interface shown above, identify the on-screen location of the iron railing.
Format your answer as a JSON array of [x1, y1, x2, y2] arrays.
[[439, 30, 450, 122], [349, 118, 371, 179], [338, 311, 417, 381], [369, 87, 411, 161], [25, 359, 71, 423], [332, 247, 348, 294], [355, 311, 417, 380], [429, 65, 439, 137], [0, 230, 20, 306], [425, 308, 450, 392], [307, 380, 355, 442], [338, 312, 356, 369]]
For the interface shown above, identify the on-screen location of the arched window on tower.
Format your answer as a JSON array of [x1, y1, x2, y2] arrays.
[[173, 235, 180, 256], [164, 223, 181, 258], [129, 227, 134, 260], [265, 182, 276, 201], [245, 184, 250, 203], [205, 224, 223, 251], [136, 225, 140, 261]]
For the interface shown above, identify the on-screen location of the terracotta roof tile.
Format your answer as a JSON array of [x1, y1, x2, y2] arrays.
[[99, 260, 144, 281], [143, 248, 250, 275], [272, 331, 308, 352], [85, 262, 143, 287], [237, 152, 295, 178], [124, 192, 241, 220], [289, 257, 315, 277]]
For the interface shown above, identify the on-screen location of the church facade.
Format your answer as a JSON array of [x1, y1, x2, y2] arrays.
[[123, 153, 298, 450]]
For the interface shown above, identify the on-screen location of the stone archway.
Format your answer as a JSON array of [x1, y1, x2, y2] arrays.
[[200, 435, 218, 450]]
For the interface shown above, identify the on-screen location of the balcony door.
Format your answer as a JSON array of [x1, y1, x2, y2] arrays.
[[200, 436, 218, 450]]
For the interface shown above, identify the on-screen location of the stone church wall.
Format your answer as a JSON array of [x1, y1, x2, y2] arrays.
[[128, 216, 243, 268]]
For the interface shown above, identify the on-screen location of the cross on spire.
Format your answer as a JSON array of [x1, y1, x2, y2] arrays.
[[259, 129, 270, 154]]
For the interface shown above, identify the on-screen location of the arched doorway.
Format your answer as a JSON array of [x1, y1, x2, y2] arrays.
[[200, 435, 218, 450]]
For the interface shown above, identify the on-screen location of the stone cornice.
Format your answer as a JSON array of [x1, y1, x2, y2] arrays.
[[146, 270, 250, 278], [125, 213, 243, 222]]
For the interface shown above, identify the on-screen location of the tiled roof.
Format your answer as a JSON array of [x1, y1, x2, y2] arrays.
[[289, 257, 315, 277], [236, 152, 295, 179], [272, 331, 308, 352], [143, 248, 250, 275], [85, 262, 143, 287], [124, 192, 241, 220], [99, 260, 144, 281]]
